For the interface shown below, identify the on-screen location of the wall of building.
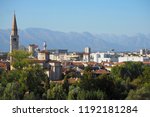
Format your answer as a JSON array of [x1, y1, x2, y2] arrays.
[[118, 56, 149, 62], [90, 52, 118, 63], [49, 62, 62, 81]]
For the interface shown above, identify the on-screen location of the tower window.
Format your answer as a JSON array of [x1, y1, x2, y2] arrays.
[[13, 38, 16, 41]]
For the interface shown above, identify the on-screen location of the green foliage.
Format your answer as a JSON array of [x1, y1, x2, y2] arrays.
[[0, 83, 5, 99], [2, 82, 23, 100], [23, 92, 36, 100], [10, 50, 31, 70], [79, 74, 114, 99], [25, 65, 48, 97], [111, 62, 143, 80], [142, 65, 150, 81], [62, 77, 69, 94], [0, 50, 49, 100], [68, 85, 80, 100], [126, 83, 150, 100], [47, 84, 66, 100], [77, 90, 107, 100]]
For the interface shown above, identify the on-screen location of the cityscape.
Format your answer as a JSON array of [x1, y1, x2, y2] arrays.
[[0, 0, 150, 100]]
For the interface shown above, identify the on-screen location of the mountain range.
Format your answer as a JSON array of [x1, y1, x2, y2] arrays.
[[0, 28, 150, 52]]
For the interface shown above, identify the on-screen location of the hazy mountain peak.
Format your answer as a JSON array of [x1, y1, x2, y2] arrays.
[[0, 28, 150, 52]]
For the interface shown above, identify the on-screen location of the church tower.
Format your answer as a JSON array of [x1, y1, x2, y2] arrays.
[[10, 13, 19, 53], [10, 13, 19, 64]]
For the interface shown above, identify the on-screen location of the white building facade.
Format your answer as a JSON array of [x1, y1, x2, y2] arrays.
[[90, 52, 118, 63], [118, 56, 149, 62]]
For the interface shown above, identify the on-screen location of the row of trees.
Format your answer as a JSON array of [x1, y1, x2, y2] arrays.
[[0, 50, 150, 99]]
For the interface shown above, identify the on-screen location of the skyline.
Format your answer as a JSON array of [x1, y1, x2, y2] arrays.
[[0, 0, 150, 35]]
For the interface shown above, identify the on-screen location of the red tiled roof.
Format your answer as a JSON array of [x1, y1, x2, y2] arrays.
[[29, 59, 60, 63], [143, 62, 150, 65], [68, 78, 80, 84], [93, 69, 110, 74], [0, 61, 8, 69], [114, 62, 125, 66], [72, 62, 84, 66], [0, 63, 6, 68], [29, 59, 46, 63]]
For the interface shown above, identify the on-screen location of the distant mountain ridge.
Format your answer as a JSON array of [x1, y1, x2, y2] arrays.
[[0, 28, 150, 52]]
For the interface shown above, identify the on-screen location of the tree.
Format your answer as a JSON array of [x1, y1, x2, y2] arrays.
[[97, 74, 115, 99], [142, 65, 150, 82], [126, 83, 150, 100], [111, 62, 143, 80], [10, 50, 31, 70], [47, 84, 66, 100], [0, 83, 5, 99], [68, 85, 80, 100], [77, 90, 107, 100], [2, 82, 23, 100], [0, 50, 49, 100], [25, 64, 48, 99], [23, 92, 36, 100], [62, 77, 69, 94]]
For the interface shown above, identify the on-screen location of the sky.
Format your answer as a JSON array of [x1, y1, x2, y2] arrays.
[[0, 0, 150, 35]]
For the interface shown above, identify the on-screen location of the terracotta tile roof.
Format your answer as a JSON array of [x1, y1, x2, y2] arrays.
[[29, 59, 60, 63], [93, 69, 110, 74], [29, 59, 46, 63], [68, 78, 80, 84], [143, 62, 150, 65], [0, 61, 9, 70], [0, 63, 6, 68], [114, 62, 125, 66], [101, 61, 114, 65], [72, 62, 84, 66]]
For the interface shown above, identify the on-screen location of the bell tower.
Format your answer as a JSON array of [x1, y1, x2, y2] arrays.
[[10, 13, 19, 53], [10, 13, 19, 62]]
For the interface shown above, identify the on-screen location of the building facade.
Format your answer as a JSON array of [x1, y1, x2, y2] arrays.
[[83, 47, 91, 62], [118, 56, 149, 62], [90, 52, 118, 63]]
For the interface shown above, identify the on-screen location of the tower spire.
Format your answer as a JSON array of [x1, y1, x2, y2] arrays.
[[11, 12, 18, 36]]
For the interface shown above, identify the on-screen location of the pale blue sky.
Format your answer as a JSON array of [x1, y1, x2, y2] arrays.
[[0, 0, 150, 35]]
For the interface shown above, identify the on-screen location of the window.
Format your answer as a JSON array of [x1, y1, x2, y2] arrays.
[[13, 38, 16, 41]]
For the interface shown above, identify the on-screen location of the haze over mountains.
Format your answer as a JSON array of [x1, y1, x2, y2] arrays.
[[0, 28, 150, 52]]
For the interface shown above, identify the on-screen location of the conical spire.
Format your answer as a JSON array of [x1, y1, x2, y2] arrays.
[[11, 13, 18, 35]]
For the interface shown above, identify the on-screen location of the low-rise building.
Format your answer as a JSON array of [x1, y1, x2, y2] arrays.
[[30, 50, 63, 81], [90, 52, 118, 63], [118, 56, 149, 62]]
